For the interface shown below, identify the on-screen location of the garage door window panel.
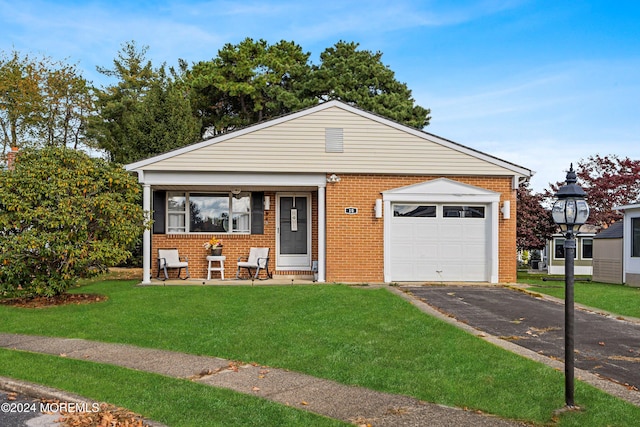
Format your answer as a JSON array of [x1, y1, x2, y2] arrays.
[[393, 205, 436, 217], [443, 206, 485, 218]]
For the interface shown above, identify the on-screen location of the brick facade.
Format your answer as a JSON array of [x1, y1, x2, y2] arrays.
[[152, 175, 517, 283], [325, 174, 516, 283]]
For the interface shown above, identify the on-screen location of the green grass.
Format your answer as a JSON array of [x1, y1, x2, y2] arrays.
[[1, 280, 640, 426], [0, 348, 345, 427], [518, 271, 640, 318]]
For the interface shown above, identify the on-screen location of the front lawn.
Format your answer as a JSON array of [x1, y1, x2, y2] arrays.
[[517, 272, 640, 318], [1, 281, 639, 426]]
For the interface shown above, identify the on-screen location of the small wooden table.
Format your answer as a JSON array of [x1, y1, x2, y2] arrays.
[[206, 255, 227, 280]]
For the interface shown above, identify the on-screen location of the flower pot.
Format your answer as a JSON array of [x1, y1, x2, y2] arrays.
[[211, 247, 223, 256]]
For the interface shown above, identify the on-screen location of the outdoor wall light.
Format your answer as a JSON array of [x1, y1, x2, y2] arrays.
[[501, 200, 511, 219], [552, 163, 589, 411], [374, 199, 383, 218], [327, 173, 341, 183]]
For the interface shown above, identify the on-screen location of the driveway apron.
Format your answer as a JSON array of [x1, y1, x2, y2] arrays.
[[402, 286, 640, 393]]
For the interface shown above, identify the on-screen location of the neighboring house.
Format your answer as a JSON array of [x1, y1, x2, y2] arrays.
[[592, 221, 624, 284], [613, 203, 640, 287], [546, 227, 597, 276], [125, 100, 532, 284]]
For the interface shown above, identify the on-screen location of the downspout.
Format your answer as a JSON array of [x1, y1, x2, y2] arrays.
[[318, 185, 326, 282]]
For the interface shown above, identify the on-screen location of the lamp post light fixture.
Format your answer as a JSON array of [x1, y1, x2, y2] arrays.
[[551, 164, 589, 409]]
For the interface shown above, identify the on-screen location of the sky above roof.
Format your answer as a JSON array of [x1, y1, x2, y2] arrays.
[[3, 0, 639, 192]]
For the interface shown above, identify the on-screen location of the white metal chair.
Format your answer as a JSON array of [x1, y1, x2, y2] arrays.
[[157, 249, 190, 280], [236, 247, 272, 280]]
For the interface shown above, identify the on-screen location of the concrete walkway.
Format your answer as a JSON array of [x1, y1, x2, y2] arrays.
[[0, 332, 531, 427]]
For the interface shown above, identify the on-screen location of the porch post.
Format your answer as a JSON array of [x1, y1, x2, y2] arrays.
[[318, 185, 326, 282], [491, 200, 499, 283], [142, 184, 152, 284]]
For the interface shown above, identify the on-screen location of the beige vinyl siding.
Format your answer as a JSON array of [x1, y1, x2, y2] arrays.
[[144, 107, 516, 176]]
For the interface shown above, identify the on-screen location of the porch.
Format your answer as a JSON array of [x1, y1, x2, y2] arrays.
[[138, 172, 328, 284]]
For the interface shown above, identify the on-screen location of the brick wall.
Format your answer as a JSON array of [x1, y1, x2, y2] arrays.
[[324, 174, 517, 283]]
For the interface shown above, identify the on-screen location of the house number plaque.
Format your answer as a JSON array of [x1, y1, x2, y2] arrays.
[[345, 207, 358, 215]]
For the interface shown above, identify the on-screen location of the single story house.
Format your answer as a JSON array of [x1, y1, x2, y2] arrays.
[[613, 203, 640, 287], [592, 221, 624, 284], [125, 100, 532, 284]]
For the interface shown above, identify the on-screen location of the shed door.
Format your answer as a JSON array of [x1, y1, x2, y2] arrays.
[[390, 204, 489, 281]]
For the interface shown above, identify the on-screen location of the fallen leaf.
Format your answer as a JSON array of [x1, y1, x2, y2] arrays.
[[300, 401, 308, 405], [252, 386, 260, 392]]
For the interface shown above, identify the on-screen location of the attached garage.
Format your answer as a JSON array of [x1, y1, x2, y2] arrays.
[[383, 179, 500, 283]]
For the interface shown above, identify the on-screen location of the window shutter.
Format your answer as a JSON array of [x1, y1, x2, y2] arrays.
[[153, 191, 166, 234], [251, 192, 264, 234]]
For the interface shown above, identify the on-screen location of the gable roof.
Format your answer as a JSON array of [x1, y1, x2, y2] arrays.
[[126, 100, 532, 179]]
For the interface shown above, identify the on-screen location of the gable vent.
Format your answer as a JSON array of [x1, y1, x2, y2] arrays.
[[325, 128, 344, 153]]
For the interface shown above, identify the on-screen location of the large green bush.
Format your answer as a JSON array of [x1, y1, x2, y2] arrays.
[[0, 147, 147, 297]]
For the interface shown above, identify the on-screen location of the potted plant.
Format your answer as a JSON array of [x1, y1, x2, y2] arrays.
[[203, 237, 223, 256]]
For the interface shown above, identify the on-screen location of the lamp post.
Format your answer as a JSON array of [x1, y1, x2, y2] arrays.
[[551, 164, 589, 409]]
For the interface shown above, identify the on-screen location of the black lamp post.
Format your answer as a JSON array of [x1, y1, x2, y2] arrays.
[[551, 164, 589, 409]]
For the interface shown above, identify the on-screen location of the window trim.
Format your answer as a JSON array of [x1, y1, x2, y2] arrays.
[[166, 191, 252, 234]]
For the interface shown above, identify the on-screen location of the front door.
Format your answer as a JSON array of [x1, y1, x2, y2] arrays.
[[277, 194, 311, 270]]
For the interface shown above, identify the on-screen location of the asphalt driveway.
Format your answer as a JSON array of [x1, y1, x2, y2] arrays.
[[402, 286, 640, 393]]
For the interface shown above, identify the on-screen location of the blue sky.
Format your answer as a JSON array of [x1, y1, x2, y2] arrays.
[[2, 1, 639, 192]]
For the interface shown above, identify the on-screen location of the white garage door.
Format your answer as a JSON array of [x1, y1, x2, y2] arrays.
[[390, 204, 489, 281]]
